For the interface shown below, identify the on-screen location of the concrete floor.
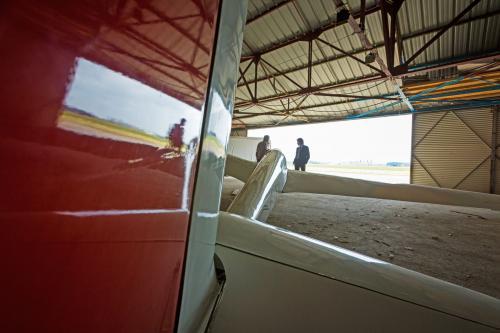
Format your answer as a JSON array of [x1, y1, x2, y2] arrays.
[[221, 176, 500, 299]]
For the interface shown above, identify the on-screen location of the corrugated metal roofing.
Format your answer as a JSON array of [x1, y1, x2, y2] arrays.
[[235, 0, 500, 129]]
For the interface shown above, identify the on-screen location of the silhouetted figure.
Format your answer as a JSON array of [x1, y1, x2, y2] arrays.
[[293, 137, 310, 171], [169, 118, 186, 149], [256, 135, 271, 162]]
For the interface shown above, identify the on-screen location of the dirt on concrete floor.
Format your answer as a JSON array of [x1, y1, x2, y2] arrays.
[[221, 177, 500, 299]]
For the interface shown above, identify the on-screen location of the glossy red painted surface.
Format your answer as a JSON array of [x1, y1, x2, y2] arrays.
[[0, 0, 219, 331]]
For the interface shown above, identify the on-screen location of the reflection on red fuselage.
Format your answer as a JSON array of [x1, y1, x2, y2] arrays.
[[0, 0, 218, 331]]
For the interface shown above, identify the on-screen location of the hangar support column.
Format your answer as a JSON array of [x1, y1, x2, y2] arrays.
[[491, 106, 499, 193]]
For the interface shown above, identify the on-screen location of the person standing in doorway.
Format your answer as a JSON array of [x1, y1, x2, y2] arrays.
[[256, 135, 271, 162], [293, 137, 310, 171]]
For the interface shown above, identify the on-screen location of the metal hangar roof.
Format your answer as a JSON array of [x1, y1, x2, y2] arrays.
[[233, 0, 500, 129]]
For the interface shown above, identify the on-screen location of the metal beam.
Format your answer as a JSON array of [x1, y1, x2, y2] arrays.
[[406, 52, 500, 76], [275, 95, 310, 125], [313, 92, 398, 100], [237, 9, 500, 89], [491, 106, 498, 193], [234, 93, 399, 119], [246, 0, 292, 25], [240, 3, 381, 61], [254, 57, 260, 101], [233, 99, 500, 128], [236, 74, 382, 108], [382, 0, 404, 70], [410, 113, 416, 184], [259, 60, 298, 119], [351, 61, 500, 119], [260, 58, 304, 90], [414, 155, 443, 187], [235, 52, 500, 108], [239, 66, 254, 100], [334, 0, 413, 111], [316, 37, 384, 74], [396, 19, 405, 65], [453, 155, 491, 189], [359, 0, 366, 31], [380, 0, 392, 68], [333, 0, 390, 75], [236, 67, 500, 121], [402, 0, 482, 67], [237, 59, 254, 84], [307, 39, 313, 88]]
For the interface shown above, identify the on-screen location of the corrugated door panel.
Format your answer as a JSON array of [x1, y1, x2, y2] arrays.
[[455, 159, 490, 193], [412, 109, 494, 193], [454, 108, 492, 147], [411, 158, 438, 186], [413, 111, 447, 145], [414, 112, 490, 188]]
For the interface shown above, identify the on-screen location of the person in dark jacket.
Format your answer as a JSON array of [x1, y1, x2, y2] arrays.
[[256, 135, 271, 162], [293, 137, 310, 171]]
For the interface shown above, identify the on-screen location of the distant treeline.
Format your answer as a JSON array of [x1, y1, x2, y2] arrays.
[[386, 162, 410, 167]]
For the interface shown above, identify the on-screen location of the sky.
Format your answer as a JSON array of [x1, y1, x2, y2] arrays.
[[249, 115, 412, 164]]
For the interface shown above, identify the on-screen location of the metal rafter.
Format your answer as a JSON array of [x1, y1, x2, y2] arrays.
[[236, 52, 500, 108], [307, 39, 313, 88], [491, 106, 498, 193], [234, 93, 398, 119], [239, 66, 254, 100], [234, 1, 500, 128], [314, 92, 398, 100], [237, 59, 254, 85], [275, 94, 310, 124], [237, 8, 500, 90], [316, 37, 384, 75], [240, 3, 381, 61], [235, 55, 500, 119], [260, 57, 304, 90], [380, 0, 404, 71], [260, 61, 296, 118], [359, 0, 366, 31], [246, 0, 293, 25], [236, 74, 383, 108], [254, 56, 260, 100], [333, 0, 390, 75], [334, 0, 413, 111], [401, 0, 482, 69]]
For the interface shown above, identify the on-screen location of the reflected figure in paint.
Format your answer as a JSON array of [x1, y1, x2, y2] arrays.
[[169, 118, 187, 150]]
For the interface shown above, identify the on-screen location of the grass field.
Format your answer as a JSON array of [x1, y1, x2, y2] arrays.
[[58, 108, 167, 147], [290, 163, 410, 184]]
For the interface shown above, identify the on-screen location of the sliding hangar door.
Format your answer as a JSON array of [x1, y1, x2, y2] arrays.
[[411, 107, 499, 194]]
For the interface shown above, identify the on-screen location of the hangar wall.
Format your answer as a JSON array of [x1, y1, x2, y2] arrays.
[[411, 107, 500, 194], [227, 136, 261, 161]]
